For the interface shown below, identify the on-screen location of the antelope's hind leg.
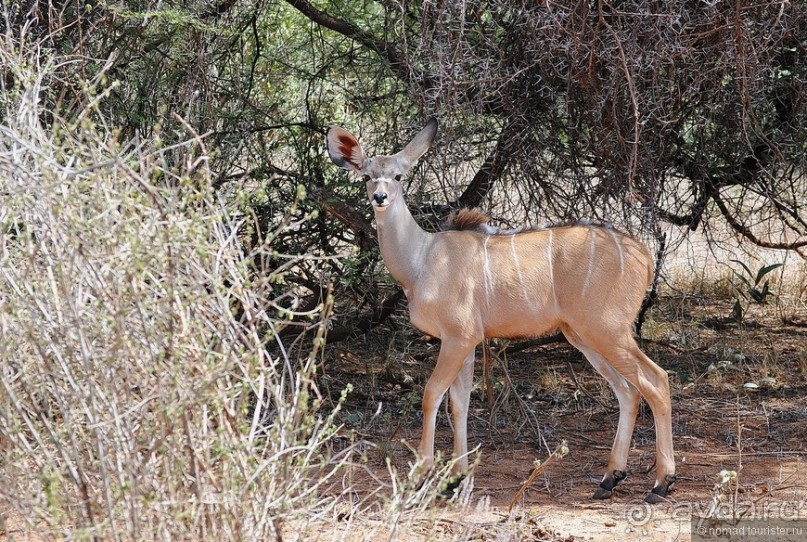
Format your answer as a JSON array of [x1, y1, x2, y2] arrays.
[[563, 327, 640, 499], [599, 336, 676, 503], [587, 351, 640, 499]]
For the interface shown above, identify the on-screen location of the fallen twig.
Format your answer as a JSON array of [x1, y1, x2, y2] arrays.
[[508, 440, 569, 511]]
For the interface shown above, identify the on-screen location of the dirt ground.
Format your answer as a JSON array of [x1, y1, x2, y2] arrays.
[[324, 294, 807, 541]]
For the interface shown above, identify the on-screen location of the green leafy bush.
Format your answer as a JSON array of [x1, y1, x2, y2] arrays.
[[730, 260, 783, 304], [728, 260, 784, 321]]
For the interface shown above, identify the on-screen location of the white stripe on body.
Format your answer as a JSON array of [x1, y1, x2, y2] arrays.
[[482, 235, 493, 308], [581, 226, 597, 297], [607, 228, 625, 279], [547, 229, 559, 310], [510, 235, 531, 303]]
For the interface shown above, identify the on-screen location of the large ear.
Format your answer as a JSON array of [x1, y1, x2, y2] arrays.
[[397, 117, 438, 167], [326, 126, 367, 172]]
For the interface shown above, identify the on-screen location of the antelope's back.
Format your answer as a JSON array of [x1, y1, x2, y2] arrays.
[[486, 224, 653, 334]]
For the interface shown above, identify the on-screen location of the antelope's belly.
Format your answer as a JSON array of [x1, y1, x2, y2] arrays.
[[483, 313, 560, 340]]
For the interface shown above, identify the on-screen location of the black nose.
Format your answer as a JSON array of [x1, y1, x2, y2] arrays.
[[373, 192, 388, 204]]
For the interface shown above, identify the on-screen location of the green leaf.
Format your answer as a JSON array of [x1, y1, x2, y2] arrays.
[[730, 259, 753, 279], [730, 299, 744, 322], [731, 270, 752, 290], [759, 280, 772, 303], [754, 263, 783, 285]]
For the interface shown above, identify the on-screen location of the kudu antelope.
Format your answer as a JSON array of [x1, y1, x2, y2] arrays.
[[326, 118, 676, 503]]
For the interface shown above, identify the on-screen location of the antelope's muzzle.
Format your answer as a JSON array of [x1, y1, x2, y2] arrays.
[[372, 192, 389, 207]]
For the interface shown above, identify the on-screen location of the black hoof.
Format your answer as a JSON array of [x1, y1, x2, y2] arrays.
[[592, 487, 613, 500], [439, 473, 467, 500], [644, 491, 668, 504], [644, 474, 676, 504], [592, 469, 627, 500]]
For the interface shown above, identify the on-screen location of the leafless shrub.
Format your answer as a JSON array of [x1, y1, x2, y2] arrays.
[[0, 34, 350, 541]]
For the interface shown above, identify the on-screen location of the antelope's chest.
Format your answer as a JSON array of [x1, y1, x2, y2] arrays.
[[404, 286, 482, 339], [402, 288, 440, 337]]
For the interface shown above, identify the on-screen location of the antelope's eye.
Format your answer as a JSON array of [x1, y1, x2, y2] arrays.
[[394, 174, 402, 182], [362, 175, 371, 182]]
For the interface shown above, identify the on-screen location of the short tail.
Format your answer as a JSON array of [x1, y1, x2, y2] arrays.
[[636, 232, 666, 336]]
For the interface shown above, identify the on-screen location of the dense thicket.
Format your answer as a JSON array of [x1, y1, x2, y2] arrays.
[[4, 0, 805, 337]]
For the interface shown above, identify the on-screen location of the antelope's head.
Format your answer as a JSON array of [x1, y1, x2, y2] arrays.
[[326, 118, 438, 211]]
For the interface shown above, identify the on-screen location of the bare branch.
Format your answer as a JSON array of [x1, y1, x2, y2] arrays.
[[712, 190, 807, 259], [311, 187, 376, 252], [454, 121, 519, 209], [283, 0, 429, 87]]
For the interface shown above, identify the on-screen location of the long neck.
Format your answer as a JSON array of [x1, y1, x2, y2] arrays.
[[374, 197, 433, 291]]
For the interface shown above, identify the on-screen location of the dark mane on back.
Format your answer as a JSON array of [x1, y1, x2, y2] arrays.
[[442, 208, 493, 232], [542, 218, 616, 231], [443, 210, 619, 236]]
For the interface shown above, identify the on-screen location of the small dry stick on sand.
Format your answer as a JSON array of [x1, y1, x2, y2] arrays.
[[508, 440, 570, 511]]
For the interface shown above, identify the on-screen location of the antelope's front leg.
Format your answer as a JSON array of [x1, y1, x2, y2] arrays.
[[418, 338, 477, 473], [448, 350, 476, 474]]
